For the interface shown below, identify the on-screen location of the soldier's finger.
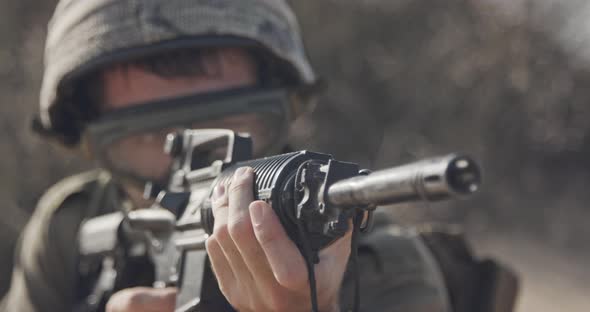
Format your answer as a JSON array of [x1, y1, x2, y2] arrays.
[[227, 167, 255, 240], [211, 184, 229, 221], [226, 167, 279, 289], [211, 179, 254, 288], [206, 237, 237, 299], [250, 200, 308, 291], [105, 287, 176, 312]]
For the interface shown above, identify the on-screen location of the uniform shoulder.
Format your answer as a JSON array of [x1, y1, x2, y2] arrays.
[[344, 217, 452, 311], [4, 170, 114, 312], [22, 169, 113, 256], [360, 221, 436, 275], [35, 169, 111, 220]]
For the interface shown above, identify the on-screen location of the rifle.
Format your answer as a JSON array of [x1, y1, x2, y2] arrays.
[[78, 129, 482, 312]]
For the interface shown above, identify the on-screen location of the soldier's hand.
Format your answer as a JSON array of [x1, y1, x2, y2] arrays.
[[206, 167, 350, 312], [105, 287, 176, 312]]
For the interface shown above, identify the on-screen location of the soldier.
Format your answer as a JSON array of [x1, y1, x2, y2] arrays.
[[1, 0, 451, 311]]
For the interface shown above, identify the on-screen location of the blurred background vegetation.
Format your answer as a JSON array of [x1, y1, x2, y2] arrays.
[[1, 0, 589, 310]]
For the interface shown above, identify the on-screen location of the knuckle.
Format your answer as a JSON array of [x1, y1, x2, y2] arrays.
[[212, 224, 231, 245], [205, 236, 219, 253], [217, 281, 232, 298], [106, 288, 141, 312], [275, 267, 307, 291], [267, 291, 290, 311], [211, 206, 227, 223], [211, 195, 228, 209], [125, 293, 142, 310], [105, 298, 119, 312], [254, 224, 279, 247], [218, 286, 242, 310], [228, 177, 251, 193], [228, 216, 253, 239], [228, 167, 253, 192]]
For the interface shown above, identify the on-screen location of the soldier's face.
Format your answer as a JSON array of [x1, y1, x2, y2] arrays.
[[99, 48, 278, 182]]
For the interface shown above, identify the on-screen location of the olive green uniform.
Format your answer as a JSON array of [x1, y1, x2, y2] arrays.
[[1, 171, 451, 312]]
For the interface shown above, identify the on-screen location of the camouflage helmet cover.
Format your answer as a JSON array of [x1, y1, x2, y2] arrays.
[[39, 0, 317, 145]]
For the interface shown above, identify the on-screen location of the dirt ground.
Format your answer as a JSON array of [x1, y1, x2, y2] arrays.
[[473, 234, 590, 312]]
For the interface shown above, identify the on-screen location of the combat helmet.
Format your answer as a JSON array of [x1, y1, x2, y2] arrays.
[[34, 0, 319, 147]]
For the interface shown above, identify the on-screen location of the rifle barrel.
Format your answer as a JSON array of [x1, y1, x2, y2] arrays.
[[326, 154, 481, 207]]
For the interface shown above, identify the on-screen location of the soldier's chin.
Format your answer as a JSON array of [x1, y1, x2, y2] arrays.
[[108, 165, 170, 196]]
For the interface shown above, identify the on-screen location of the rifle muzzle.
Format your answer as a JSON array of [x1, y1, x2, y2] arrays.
[[326, 154, 481, 207]]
